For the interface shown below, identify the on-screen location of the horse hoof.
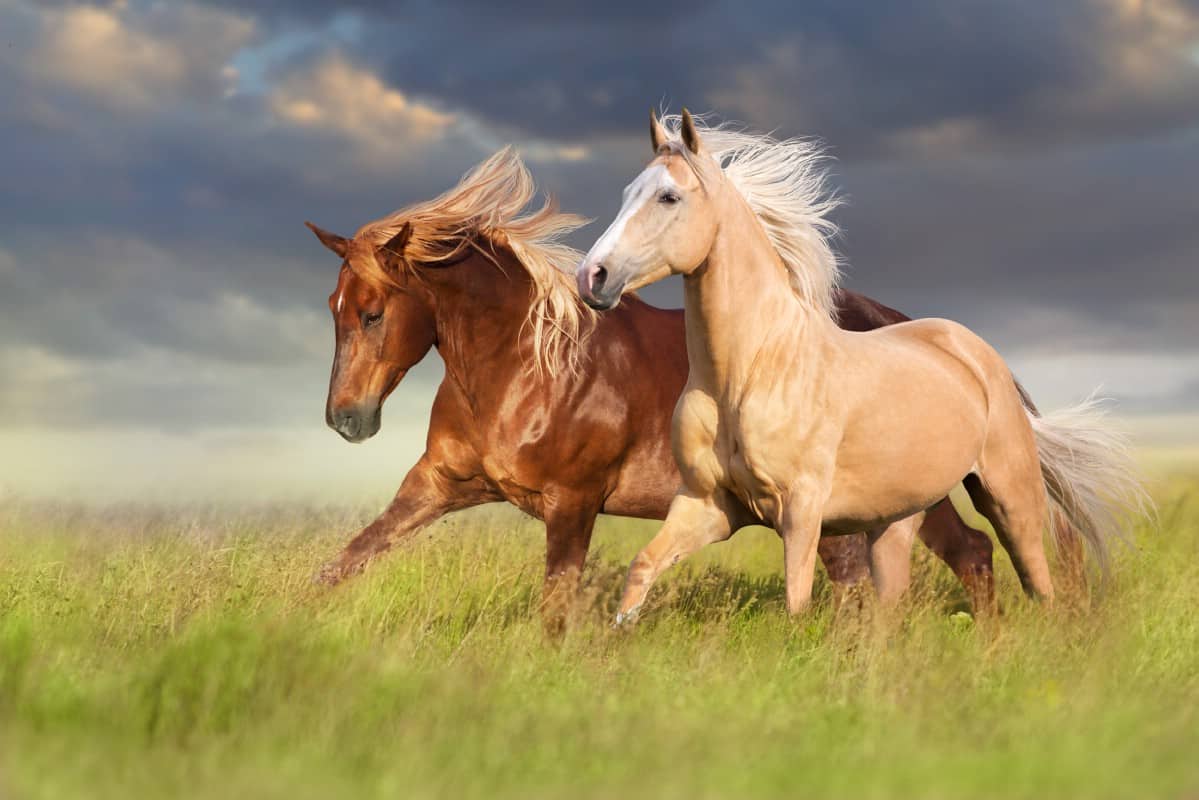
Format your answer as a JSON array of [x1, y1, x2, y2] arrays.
[[314, 562, 345, 586], [613, 608, 640, 628]]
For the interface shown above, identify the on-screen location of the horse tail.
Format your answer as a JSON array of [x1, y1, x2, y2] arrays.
[[1025, 396, 1151, 579]]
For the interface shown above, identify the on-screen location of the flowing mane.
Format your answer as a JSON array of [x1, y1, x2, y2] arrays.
[[351, 147, 596, 375], [660, 114, 843, 319]]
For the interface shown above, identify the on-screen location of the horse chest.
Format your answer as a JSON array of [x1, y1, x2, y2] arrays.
[[674, 391, 802, 522], [479, 454, 546, 518], [723, 421, 798, 523], [474, 409, 555, 518], [672, 390, 727, 493]]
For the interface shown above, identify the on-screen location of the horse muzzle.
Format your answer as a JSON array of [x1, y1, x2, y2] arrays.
[[327, 404, 381, 443], [577, 260, 624, 311]]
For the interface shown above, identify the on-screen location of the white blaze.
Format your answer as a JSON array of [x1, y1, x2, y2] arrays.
[[584, 164, 672, 266]]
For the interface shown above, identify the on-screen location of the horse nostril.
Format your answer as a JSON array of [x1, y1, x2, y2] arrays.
[[592, 264, 608, 292], [336, 413, 360, 438]]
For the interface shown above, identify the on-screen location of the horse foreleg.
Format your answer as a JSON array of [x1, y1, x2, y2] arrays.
[[540, 492, 602, 636], [776, 484, 844, 618], [866, 512, 923, 605], [616, 489, 743, 624], [317, 455, 489, 585], [780, 494, 826, 616]]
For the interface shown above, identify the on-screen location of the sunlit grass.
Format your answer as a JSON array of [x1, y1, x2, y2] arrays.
[[1, 481, 1196, 799]]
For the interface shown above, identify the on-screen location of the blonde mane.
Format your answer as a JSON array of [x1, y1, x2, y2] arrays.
[[660, 114, 843, 319], [350, 147, 595, 376]]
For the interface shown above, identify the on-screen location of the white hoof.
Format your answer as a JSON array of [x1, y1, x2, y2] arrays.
[[613, 607, 640, 628]]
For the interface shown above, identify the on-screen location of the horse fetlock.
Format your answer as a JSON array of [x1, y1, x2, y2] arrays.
[[785, 584, 816, 616]]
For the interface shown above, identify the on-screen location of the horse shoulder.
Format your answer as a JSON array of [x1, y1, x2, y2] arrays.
[[424, 378, 487, 481], [671, 386, 725, 494]]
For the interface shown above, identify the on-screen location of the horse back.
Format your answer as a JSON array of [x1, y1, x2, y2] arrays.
[[833, 288, 911, 330]]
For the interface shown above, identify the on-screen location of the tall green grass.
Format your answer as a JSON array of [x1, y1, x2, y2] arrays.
[[1, 481, 1196, 799]]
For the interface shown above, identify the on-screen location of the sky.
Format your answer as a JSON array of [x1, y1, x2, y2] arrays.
[[1, 0, 1197, 502]]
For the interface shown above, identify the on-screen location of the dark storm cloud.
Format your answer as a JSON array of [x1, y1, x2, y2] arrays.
[[198, 0, 706, 23], [0, 2, 493, 343], [832, 126, 1199, 351], [0, 0, 481, 434], [1, 0, 1198, 435], [192, 0, 1199, 157]]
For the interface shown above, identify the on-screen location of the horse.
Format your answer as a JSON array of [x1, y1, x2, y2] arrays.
[[576, 110, 1147, 621], [306, 148, 1000, 629]]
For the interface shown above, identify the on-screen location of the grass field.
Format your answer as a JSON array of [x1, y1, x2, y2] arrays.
[[1, 474, 1197, 800]]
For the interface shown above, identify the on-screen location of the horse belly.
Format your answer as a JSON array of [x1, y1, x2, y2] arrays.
[[821, 472, 959, 534], [603, 443, 680, 519], [823, 390, 985, 530]]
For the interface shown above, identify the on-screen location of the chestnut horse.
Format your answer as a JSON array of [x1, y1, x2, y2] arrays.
[[306, 148, 996, 626], [577, 111, 1146, 620]]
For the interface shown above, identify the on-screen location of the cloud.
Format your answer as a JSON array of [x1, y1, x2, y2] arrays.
[[27, 1, 254, 108], [0, 0, 1196, 456], [269, 54, 456, 158], [705, 0, 1199, 159], [831, 125, 1199, 348], [0, 235, 327, 366], [197, 0, 1183, 162], [122, 0, 1199, 160], [265, 52, 593, 168]]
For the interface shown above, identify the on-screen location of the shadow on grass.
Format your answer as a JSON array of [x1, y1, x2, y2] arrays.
[[576, 547, 982, 629], [578, 557, 791, 626]]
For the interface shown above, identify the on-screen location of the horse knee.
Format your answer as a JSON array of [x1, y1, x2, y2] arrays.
[[625, 550, 658, 585]]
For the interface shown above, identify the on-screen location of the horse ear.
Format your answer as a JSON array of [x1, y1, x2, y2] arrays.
[[380, 221, 412, 258], [650, 108, 668, 154], [680, 108, 702, 155], [305, 221, 348, 259]]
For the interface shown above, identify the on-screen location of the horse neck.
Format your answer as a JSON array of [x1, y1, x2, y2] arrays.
[[683, 183, 833, 393], [431, 248, 533, 396]]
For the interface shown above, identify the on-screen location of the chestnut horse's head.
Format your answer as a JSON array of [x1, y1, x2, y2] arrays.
[[306, 221, 437, 443]]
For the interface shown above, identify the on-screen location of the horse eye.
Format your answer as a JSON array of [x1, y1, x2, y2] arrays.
[[658, 191, 680, 204], [361, 311, 383, 329]]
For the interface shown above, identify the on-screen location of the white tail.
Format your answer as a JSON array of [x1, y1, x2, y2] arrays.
[[1027, 397, 1152, 577]]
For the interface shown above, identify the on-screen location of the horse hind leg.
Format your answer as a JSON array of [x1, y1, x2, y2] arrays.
[[917, 497, 996, 613], [962, 467, 1054, 603]]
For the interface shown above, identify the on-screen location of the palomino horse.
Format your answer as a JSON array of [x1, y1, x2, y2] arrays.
[[306, 149, 998, 626], [577, 111, 1147, 620]]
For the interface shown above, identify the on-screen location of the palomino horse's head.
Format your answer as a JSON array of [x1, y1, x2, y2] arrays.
[[577, 109, 720, 310], [306, 221, 438, 443]]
